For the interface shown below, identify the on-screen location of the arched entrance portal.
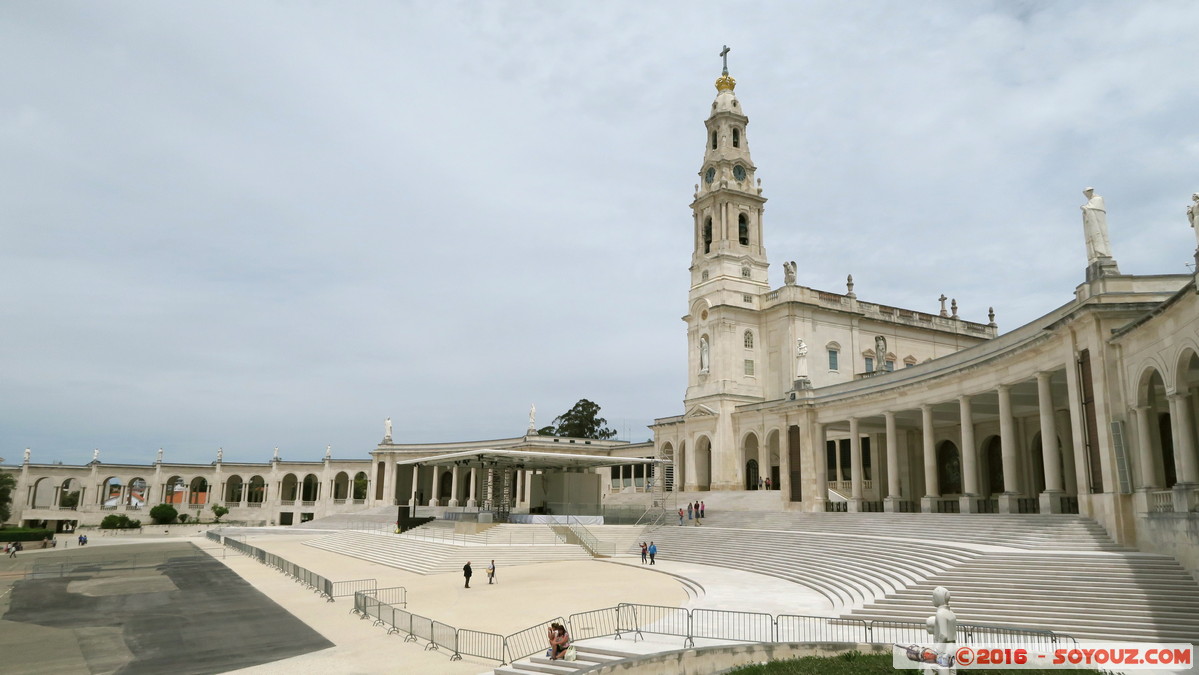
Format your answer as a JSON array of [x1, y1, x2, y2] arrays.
[[745, 459, 760, 490], [936, 441, 962, 495], [982, 437, 1004, 496], [694, 436, 712, 491]]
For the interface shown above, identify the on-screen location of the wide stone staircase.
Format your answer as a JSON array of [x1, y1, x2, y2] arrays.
[[847, 551, 1199, 643], [639, 511, 1199, 643]]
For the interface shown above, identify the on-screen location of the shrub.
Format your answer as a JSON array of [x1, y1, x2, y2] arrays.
[[0, 528, 55, 542], [149, 504, 178, 525], [178, 513, 189, 524], [100, 514, 142, 529], [211, 504, 229, 523]]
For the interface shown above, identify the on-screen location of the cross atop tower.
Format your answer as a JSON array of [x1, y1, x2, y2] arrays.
[[720, 45, 731, 75]]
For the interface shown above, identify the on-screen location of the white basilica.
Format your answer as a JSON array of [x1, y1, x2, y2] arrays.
[[5, 61, 1199, 574]]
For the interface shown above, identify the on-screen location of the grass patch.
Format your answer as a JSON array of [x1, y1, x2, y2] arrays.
[[726, 651, 1102, 674]]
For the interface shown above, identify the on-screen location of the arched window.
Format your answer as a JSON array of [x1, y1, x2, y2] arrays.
[[732, 128, 740, 148], [738, 213, 749, 245], [711, 131, 717, 149], [744, 330, 754, 349], [703, 218, 712, 253]]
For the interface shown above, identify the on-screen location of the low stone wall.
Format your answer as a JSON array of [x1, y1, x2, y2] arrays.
[[581, 642, 889, 675], [1137, 512, 1199, 583]]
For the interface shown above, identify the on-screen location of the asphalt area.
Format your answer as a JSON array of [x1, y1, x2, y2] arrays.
[[0, 542, 332, 675]]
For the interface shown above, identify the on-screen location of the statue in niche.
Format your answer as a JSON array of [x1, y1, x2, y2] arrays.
[[699, 336, 710, 372], [1081, 187, 1114, 261], [1188, 192, 1199, 249], [783, 261, 797, 286], [795, 338, 809, 379], [384, 417, 393, 439]]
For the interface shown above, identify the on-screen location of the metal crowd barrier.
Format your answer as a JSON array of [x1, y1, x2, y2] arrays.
[[345, 593, 1071, 666], [216, 533, 377, 603]]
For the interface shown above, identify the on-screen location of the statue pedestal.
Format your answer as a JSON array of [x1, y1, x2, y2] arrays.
[[920, 496, 939, 514], [846, 498, 864, 513], [958, 495, 980, 513], [1039, 490, 1064, 514], [447, 498, 459, 507], [883, 496, 903, 513], [1085, 257, 1120, 281], [997, 493, 1021, 514], [466, 498, 477, 508]]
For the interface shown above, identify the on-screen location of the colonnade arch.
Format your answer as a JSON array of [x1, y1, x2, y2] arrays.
[[694, 435, 712, 491]]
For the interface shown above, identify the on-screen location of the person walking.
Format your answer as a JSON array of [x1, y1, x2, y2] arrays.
[[678, 508, 684, 525], [700, 501, 706, 519], [648, 541, 657, 565], [640, 541, 648, 564], [687, 502, 693, 520], [487, 560, 496, 584], [463, 561, 473, 588]]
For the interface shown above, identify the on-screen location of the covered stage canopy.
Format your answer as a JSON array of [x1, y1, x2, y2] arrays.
[[390, 448, 668, 471]]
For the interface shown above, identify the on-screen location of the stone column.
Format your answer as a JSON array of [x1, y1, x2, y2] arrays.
[[448, 467, 460, 507], [960, 395, 978, 496], [429, 468, 441, 507], [813, 422, 828, 509], [1037, 373, 1065, 513], [883, 412, 901, 512], [1133, 406, 1157, 490], [1170, 393, 1198, 484], [466, 468, 477, 508], [409, 465, 420, 507], [921, 405, 939, 513], [382, 458, 396, 506], [848, 418, 864, 510], [997, 384, 1020, 513], [1055, 409, 1078, 495]]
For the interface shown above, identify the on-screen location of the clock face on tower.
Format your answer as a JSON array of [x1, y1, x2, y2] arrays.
[[733, 164, 746, 181], [705, 167, 716, 184]]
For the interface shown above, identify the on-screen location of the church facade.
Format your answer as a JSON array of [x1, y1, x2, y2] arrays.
[[650, 63, 1199, 569]]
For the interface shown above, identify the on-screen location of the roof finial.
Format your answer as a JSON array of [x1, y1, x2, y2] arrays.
[[715, 45, 736, 92]]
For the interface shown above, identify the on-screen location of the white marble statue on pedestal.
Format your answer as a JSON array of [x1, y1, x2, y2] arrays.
[[92, 448, 99, 463], [528, 404, 536, 433], [272, 446, 280, 461], [216, 447, 223, 463], [1081, 187, 1114, 262], [699, 336, 710, 372], [783, 261, 797, 286], [156, 448, 163, 463], [875, 335, 887, 370], [325, 445, 332, 460], [795, 338, 809, 380], [24, 447, 31, 463], [1188, 192, 1199, 250], [384, 417, 393, 440]]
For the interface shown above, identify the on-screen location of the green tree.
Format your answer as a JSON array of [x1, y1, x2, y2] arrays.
[[149, 503, 178, 525], [0, 471, 15, 524], [60, 491, 80, 509], [543, 399, 618, 439], [211, 504, 229, 523]]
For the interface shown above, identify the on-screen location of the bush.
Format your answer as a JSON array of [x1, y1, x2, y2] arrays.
[[100, 514, 142, 529], [211, 504, 229, 523], [149, 504, 178, 524], [178, 513, 189, 524], [0, 528, 55, 542]]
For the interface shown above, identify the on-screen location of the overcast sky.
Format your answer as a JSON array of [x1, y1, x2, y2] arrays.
[[2, 1, 1197, 466]]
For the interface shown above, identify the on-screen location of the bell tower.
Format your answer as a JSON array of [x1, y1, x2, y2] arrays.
[[686, 47, 769, 402]]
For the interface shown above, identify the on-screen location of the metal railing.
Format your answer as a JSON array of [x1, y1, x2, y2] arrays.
[[344, 595, 1072, 666], [215, 532, 379, 603]]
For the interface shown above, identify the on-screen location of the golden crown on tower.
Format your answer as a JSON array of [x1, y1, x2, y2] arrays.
[[715, 74, 736, 92]]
